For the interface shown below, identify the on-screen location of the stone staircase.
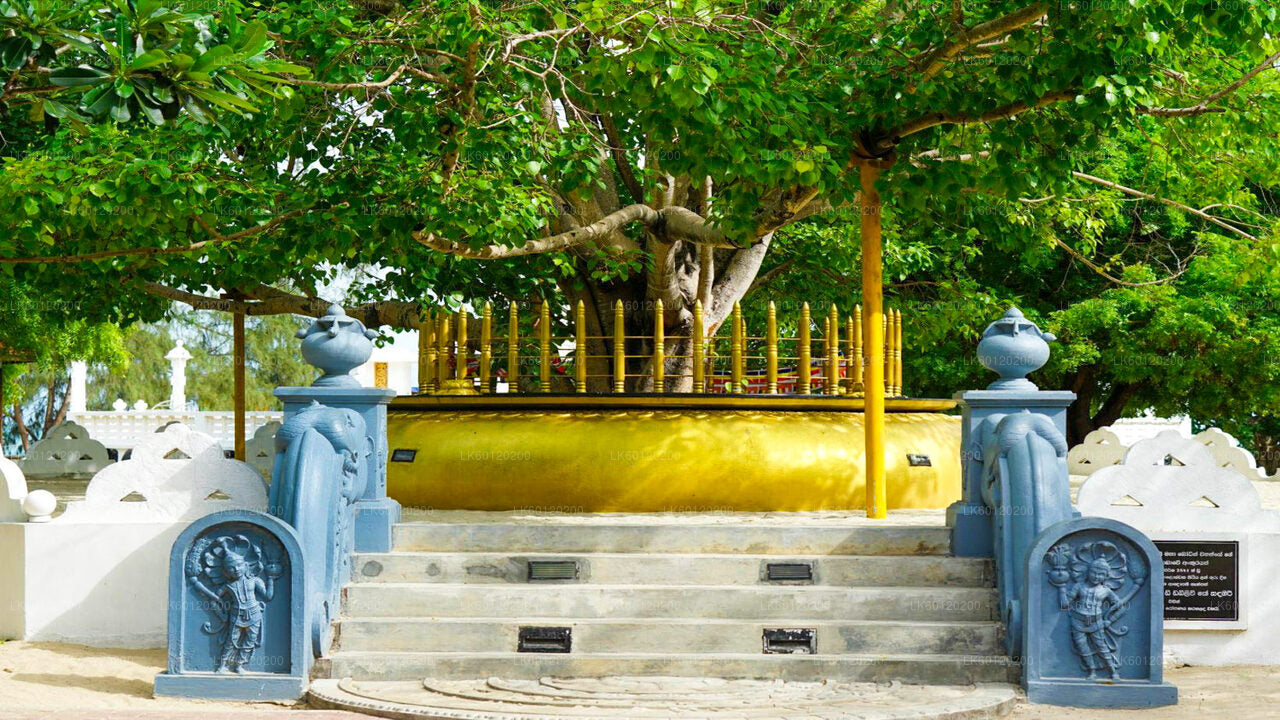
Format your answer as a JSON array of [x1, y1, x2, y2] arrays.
[[319, 513, 1016, 685]]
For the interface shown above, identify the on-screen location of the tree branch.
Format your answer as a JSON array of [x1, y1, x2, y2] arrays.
[[1139, 49, 1280, 117], [906, 2, 1048, 89], [891, 88, 1077, 146], [0, 209, 309, 265], [1071, 171, 1256, 240]]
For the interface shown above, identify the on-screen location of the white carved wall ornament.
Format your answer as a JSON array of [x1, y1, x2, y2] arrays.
[[17, 421, 112, 477], [1078, 431, 1280, 533], [1194, 428, 1271, 480], [58, 423, 267, 523], [1067, 428, 1129, 476], [245, 421, 281, 483], [1, 456, 29, 522]]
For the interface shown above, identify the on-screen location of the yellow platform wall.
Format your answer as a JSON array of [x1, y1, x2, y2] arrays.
[[386, 410, 961, 512]]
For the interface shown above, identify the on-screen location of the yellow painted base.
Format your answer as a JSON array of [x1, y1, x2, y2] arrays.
[[386, 409, 961, 512]]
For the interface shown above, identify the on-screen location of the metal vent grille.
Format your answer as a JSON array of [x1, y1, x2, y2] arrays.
[[765, 562, 814, 583], [518, 626, 572, 653], [763, 628, 816, 654], [527, 560, 579, 581]]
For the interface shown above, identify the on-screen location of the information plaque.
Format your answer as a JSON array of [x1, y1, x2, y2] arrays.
[[1155, 539, 1241, 625]]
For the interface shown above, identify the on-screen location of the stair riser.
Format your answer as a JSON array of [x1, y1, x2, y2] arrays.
[[324, 654, 1018, 684], [352, 553, 989, 587], [343, 586, 997, 622], [336, 620, 1001, 655], [392, 525, 952, 556]]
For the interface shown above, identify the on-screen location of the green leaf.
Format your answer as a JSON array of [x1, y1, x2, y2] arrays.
[[49, 66, 111, 87], [129, 49, 169, 71]]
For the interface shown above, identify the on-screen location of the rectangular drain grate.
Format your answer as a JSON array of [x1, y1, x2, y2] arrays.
[[518, 626, 572, 653], [763, 628, 816, 654], [765, 562, 814, 583], [527, 560, 579, 581]]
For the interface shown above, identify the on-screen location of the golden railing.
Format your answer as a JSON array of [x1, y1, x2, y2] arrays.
[[415, 301, 905, 397]]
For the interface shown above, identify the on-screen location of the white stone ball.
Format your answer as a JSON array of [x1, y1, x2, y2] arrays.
[[22, 490, 57, 522]]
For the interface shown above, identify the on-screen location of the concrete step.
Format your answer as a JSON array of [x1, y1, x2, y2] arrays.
[[335, 617, 1003, 656], [342, 584, 997, 621], [322, 651, 1019, 684], [352, 551, 990, 587], [392, 522, 952, 556]]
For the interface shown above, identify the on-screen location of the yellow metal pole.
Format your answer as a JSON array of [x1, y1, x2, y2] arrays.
[[653, 299, 665, 392], [822, 315, 831, 393], [480, 303, 492, 394], [844, 314, 855, 395], [894, 309, 904, 397], [799, 302, 811, 394], [539, 301, 551, 393], [692, 300, 705, 394], [852, 304, 864, 395], [861, 161, 886, 519], [436, 312, 449, 389], [575, 300, 587, 393], [766, 301, 778, 394], [420, 309, 436, 394], [455, 310, 468, 382], [828, 305, 839, 395], [730, 302, 743, 394], [614, 300, 626, 393], [507, 303, 519, 393]]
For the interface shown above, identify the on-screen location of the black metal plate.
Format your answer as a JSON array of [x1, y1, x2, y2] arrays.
[[763, 628, 816, 654], [907, 453, 932, 467], [527, 560, 579, 581], [765, 562, 814, 583], [518, 626, 572, 653], [390, 448, 417, 463]]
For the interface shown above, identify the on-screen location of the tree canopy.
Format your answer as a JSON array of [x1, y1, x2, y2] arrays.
[[1, 0, 1278, 405]]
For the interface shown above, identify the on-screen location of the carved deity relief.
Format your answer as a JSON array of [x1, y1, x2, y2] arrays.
[[186, 534, 283, 673], [1045, 540, 1148, 680]]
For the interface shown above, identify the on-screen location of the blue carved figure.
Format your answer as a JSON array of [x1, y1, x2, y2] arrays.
[[185, 535, 283, 673], [1047, 541, 1148, 681], [270, 401, 371, 656]]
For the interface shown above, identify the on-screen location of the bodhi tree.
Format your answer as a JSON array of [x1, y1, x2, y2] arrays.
[[1, 0, 1277, 390]]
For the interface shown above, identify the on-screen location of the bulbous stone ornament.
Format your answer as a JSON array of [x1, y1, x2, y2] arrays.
[[977, 307, 1056, 391], [296, 304, 378, 387]]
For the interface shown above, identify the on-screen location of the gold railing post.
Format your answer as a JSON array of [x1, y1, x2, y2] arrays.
[[799, 302, 811, 394], [896, 308, 906, 397], [766, 301, 778, 394], [730, 302, 743, 394], [419, 309, 436, 394], [507, 303, 519, 393], [455, 310, 468, 382], [436, 312, 450, 390], [614, 300, 626, 392], [692, 300, 705, 393], [575, 300, 587, 393], [539, 301, 551, 393], [653, 299, 665, 392], [852, 305, 864, 395], [883, 313, 889, 396], [828, 304, 839, 395], [897, 308, 905, 396], [822, 315, 831, 393], [480, 302, 492, 393], [844, 314, 855, 395]]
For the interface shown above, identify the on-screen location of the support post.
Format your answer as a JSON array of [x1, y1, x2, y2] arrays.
[[539, 302, 551, 393], [507, 303, 519, 393], [730, 302, 743, 394], [798, 303, 811, 395], [827, 305, 839, 395], [480, 303, 492, 393], [861, 161, 886, 519], [233, 308, 246, 462], [692, 300, 705, 394], [419, 309, 436, 394], [575, 300, 587, 393], [652, 299, 664, 392], [436, 313, 449, 390], [454, 310, 467, 382], [766, 302, 778, 394], [614, 300, 626, 393]]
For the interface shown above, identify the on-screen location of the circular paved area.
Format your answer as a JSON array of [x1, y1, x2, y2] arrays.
[[310, 676, 1017, 719]]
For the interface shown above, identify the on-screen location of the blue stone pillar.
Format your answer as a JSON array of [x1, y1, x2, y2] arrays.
[[275, 304, 400, 553], [274, 386, 398, 552], [949, 308, 1075, 557]]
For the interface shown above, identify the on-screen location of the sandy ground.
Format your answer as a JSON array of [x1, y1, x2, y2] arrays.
[[2, 642, 1278, 719]]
